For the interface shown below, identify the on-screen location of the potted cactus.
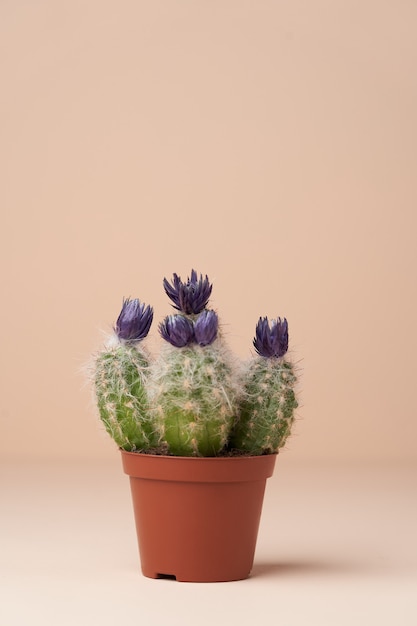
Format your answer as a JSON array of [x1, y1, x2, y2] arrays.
[[93, 270, 298, 582]]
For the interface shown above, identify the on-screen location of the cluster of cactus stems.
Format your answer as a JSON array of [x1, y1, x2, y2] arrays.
[[93, 270, 298, 456]]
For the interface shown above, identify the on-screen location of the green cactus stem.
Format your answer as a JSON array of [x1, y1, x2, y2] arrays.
[[94, 341, 157, 451], [231, 357, 298, 455], [150, 341, 239, 456]]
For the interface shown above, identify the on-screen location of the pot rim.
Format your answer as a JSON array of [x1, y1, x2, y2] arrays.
[[121, 449, 277, 482]]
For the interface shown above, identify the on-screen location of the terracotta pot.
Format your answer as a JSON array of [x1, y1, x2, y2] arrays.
[[121, 450, 276, 582]]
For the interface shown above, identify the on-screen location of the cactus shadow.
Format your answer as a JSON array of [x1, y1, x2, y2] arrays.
[[250, 560, 367, 579]]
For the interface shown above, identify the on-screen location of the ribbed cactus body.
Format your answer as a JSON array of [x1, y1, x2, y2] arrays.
[[151, 342, 237, 456], [231, 357, 298, 455], [94, 342, 157, 451]]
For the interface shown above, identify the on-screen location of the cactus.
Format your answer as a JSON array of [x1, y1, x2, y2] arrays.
[[150, 272, 239, 456], [91, 272, 299, 457], [94, 299, 157, 451], [151, 335, 238, 456], [230, 317, 298, 454]]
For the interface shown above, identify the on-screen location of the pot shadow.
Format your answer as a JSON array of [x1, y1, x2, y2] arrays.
[[250, 559, 373, 579]]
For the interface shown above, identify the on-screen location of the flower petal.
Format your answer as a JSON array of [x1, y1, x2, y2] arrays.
[[159, 314, 195, 347], [163, 269, 212, 314], [115, 298, 153, 342]]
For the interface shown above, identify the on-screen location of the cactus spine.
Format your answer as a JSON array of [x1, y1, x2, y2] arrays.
[[230, 357, 298, 454]]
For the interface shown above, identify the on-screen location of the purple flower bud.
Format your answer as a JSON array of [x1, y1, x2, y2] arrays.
[[163, 269, 212, 315], [253, 317, 289, 358], [159, 315, 195, 348], [194, 310, 218, 346], [115, 298, 153, 343]]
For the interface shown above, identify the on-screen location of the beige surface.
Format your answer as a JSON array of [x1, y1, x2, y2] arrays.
[[1, 0, 416, 464], [2, 457, 416, 626]]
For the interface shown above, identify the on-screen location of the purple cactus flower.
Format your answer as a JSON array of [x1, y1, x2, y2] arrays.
[[115, 298, 153, 342], [253, 316, 289, 358], [194, 310, 219, 346], [159, 314, 195, 348], [163, 269, 212, 315]]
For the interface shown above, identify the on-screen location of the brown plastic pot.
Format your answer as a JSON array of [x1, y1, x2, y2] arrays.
[[121, 450, 276, 582]]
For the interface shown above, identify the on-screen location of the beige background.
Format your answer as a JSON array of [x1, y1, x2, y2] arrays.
[[1, 3, 417, 625], [1, 0, 416, 463]]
